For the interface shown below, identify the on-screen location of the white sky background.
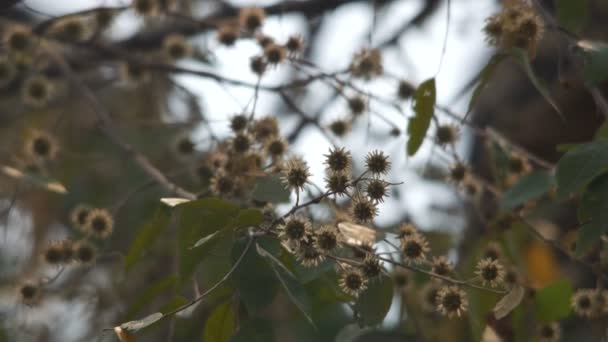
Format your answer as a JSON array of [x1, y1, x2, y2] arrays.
[[12, 0, 500, 337]]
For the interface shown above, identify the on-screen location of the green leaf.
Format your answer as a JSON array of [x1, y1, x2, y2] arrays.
[[355, 275, 394, 326], [125, 206, 170, 271], [125, 276, 178, 320], [257, 244, 314, 326], [501, 171, 554, 210], [535, 280, 573, 322], [466, 53, 507, 116], [584, 46, 608, 85], [556, 140, 608, 197], [204, 302, 235, 342], [120, 312, 164, 333], [556, 0, 588, 32], [191, 230, 222, 249], [407, 78, 436, 156], [556, 143, 581, 152], [513, 49, 563, 120], [231, 238, 278, 312], [252, 175, 291, 203], [231, 318, 274, 342], [594, 121, 608, 140], [576, 174, 608, 255], [234, 208, 264, 228]]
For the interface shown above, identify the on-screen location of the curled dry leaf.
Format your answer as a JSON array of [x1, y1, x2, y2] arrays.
[[492, 285, 525, 320], [337, 221, 379, 247]]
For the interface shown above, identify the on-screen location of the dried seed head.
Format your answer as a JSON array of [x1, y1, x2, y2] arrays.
[[19, 282, 40, 305], [217, 25, 239, 46], [256, 34, 275, 48], [119, 62, 150, 84], [397, 223, 419, 239], [25, 130, 59, 162], [282, 156, 310, 192], [365, 150, 390, 175], [431, 256, 453, 276], [324, 147, 351, 173], [54, 17, 87, 41], [285, 35, 304, 55], [210, 171, 235, 196], [74, 241, 96, 264], [264, 43, 287, 65], [252, 117, 279, 142], [475, 258, 505, 288], [239, 7, 265, 32], [360, 256, 383, 279], [133, 0, 158, 16], [314, 225, 340, 253], [95, 8, 115, 29], [397, 80, 415, 100], [351, 242, 375, 260], [350, 48, 382, 79], [350, 196, 378, 223], [448, 162, 468, 184], [295, 238, 324, 267], [482, 242, 503, 261], [0, 58, 16, 86], [229, 114, 249, 132], [230, 133, 252, 154], [174, 134, 196, 157], [329, 119, 350, 137], [435, 124, 459, 146], [483, 14, 504, 45], [43, 243, 66, 265], [347, 96, 366, 116], [5, 26, 33, 54], [508, 154, 530, 174], [70, 204, 92, 232], [324, 171, 350, 196], [86, 208, 114, 239], [400, 234, 430, 264], [365, 178, 389, 203], [570, 289, 599, 318], [22, 76, 52, 107], [538, 322, 561, 342], [339, 268, 368, 297], [436, 286, 468, 318], [163, 34, 192, 60], [421, 282, 441, 313], [250, 55, 267, 75], [279, 216, 311, 242]]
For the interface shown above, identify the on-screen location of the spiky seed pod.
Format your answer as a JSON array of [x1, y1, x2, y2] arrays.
[[0, 58, 16, 86], [295, 238, 324, 267], [397, 80, 415, 100], [264, 43, 287, 65], [22, 76, 52, 107], [314, 225, 340, 253], [339, 268, 368, 297], [462, 179, 480, 197], [350, 196, 378, 223], [85, 208, 114, 239], [324, 171, 350, 196], [74, 241, 96, 264], [360, 256, 383, 279], [570, 289, 599, 318], [163, 34, 192, 61], [239, 7, 265, 32], [503, 267, 521, 286], [475, 258, 505, 288], [252, 117, 279, 142], [436, 286, 468, 318], [435, 124, 459, 146], [347, 96, 366, 116], [328, 119, 350, 137], [95, 8, 115, 29], [508, 154, 530, 175], [266, 137, 288, 158], [350, 48, 383, 79], [70, 204, 92, 232], [43, 243, 66, 265], [538, 322, 561, 342], [281, 157, 310, 192], [230, 133, 252, 154], [448, 162, 468, 184], [119, 62, 150, 84], [54, 17, 88, 42], [5, 26, 33, 54], [173, 135, 196, 158], [483, 14, 503, 45], [285, 35, 304, 55], [401, 234, 430, 264], [431, 256, 453, 277], [209, 171, 235, 196], [365, 150, 390, 175], [19, 282, 40, 305], [279, 216, 311, 243], [25, 130, 59, 162], [365, 178, 389, 203], [58, 240, 74, 261], [351, 242, 375, 260], [324, 147, 351, 173], [250, 55, 267, 75], [217, 25, 239, 46], [421, 282, 441, 313], [482, 242, 503, 261], [256, 34, 275, 48], [397, 223, 419, 239], [229, 114, 249, 132], [132, 0, 157, 16]]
